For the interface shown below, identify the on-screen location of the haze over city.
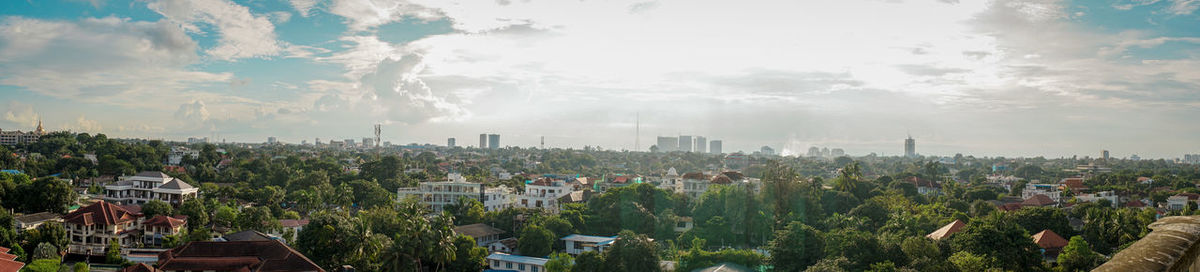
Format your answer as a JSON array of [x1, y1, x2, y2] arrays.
[[3, 0, 1200, 158]]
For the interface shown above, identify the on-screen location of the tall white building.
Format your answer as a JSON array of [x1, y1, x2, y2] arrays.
[[488, 134, 501, 149], [397, 173, 512, 212], [448, 138, 456, 148], [104, 171, 199, 205], [678, 136, 693, 152], [656, 136, 678, 152], [694, 136, 707, 153], [709, 140, 722, 154], [267, 137, 277, 144], [514, 178, 573, 213]]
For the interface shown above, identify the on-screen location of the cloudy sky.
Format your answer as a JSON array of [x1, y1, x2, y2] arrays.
[[1, 0, 1198, 158]]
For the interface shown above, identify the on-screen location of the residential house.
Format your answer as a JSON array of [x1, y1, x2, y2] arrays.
[[13, 212, 61, 233], [597, 174, 640, 192], [926, 219, 964, 240], [657, 167, 682, 192], [674, 217, 694, 233], [515, 178, 573, 213], [1167, 194, 1199, 210], [1032, 229, 1069, 262], [63, 201, 142, 256], [273, 219, 311, 243], [1022, 194, 1058, 207], [156, 240, 324, 272], [487, 253, 547, 272], [454, 223, 506, 247], [561, 234, 618, 255], [908, 177, 942, 195], [141, 215, 187, 248], [0, 247, 23, 272], [104, 171, 199, 205], [1075, 191, 1119, 207], [489, 238, 518, 254], [396, 173, 512, 212], [681, 172, 712, 199], [1022, 183, 1062, 204], [1059, 177, 1088, 193]]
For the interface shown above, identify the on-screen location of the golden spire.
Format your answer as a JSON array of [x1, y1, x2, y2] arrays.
[[35, 119, 44, 134]]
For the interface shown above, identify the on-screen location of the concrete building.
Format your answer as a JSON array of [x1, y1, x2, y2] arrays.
[[831, 148, 845, 157], [14, 212, 61, 233], [695, 136, 707, 153], [396, 173, 511, 212], [487, 253, 547, 272], [808, 146, 821, 157], [1102, 150, 1110, 161], [0, 120, 46, 145], [362, 138, 375, 148], [480, 134, 487, 149], [1076, 191, 1119, 208], [488, 134, 501, 149], [562, 234, 618, 255], [515, 178, 573, 213], [267, 137, 277, 144], [64, 201, 185, 256], [905, 136, 916, 157], [455, 223, 506, 247], [657, 136, 678, 152], [709, 140, 722, 154], [448, 138, 456, 148], [104, 171, 199, 205], [760, 146, 775, 156], [1022, 183, 1063, 205], [678, 135, 693, 152]]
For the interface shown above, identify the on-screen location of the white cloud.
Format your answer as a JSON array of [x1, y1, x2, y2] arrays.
[[3, 101, 41, 128], [1168, 0, 1200, 14], [329, 0, 444, 31], [289, 0, 320, 17], [63, 115, 103, 132], [174, 100, 211, 123], [147, 0, 283, 61]]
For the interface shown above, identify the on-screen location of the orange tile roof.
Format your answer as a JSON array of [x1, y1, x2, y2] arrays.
[[0, 258, 24, 272], [1032, 229, 1069, 249], [64, 201, 139, 226], [926, 219, 965, 240]]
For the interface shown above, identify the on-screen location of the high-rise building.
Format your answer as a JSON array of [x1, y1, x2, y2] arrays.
[[363, 138, 375, 148], [709, 140, 722, 154], [656, 136, 678, 152], [831, 148, 845, 157], [1102, 150, 1110, 161], [904, 136, 916, 157], [345, 139, 356, 147], [694, 136, 707, 153], [1185, 154, 1200, 164], [488, 134, 500, 149], [480, 134, 487, 149], [808, 146, 821, 157], [821, 147, 830, 157], [678, 136, 693, 152], [761, 146, 775, 156], [267, 137, 277, 144], [448, 138, 456, 148]]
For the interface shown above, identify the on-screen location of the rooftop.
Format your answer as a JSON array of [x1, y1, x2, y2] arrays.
[[486, 253, 548, 266], [158, 240, 324, 272], [14, 212, 61, 224], [561, 234, 618, 244], [926, 219, 965, 240], [454, 223, 506, 238], [64, 201, 139, 226]]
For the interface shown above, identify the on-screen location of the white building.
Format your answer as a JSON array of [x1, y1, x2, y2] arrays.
[[515, 178, 573, 213], [0, 121, 46, 145], [397, 173, 512, 212], [657, 167, 682, 193], [487, 253, 547, 272], [681, 172, 712, 199], [561, 234, 618, 255], [167, 146, 200, 166], [1168, 194, 1196, 211], [104, 171, 199, 205], [1075, 191, 1119, 208], [1022, 183, 1063, 204]]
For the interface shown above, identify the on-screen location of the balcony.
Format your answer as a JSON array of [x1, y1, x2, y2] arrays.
[[1093, 216, 1200, 272]]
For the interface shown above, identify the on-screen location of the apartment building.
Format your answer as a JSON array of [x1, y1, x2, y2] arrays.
[[104, 171, 199, 205], [397, 173, 511, 212]]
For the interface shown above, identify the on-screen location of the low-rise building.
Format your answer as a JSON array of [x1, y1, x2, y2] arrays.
[[489, 238, 518, 254], [396, 173, 511, 212], [454, 223, 506, 247], [1167, 194, 1198, 210], [487, 253, 547, 272], [64, 201, 142, 256], [1022, 183, 1062, 204], [561, 234, 618, 255], [681, 172, 712, 199], [141, 215, 187, 248], [1032, 229, 1069, 262], [1076, 191, 1119, 207], [13, 212, 61, 233], [104, 171, 199, 206], [515, 178, 573, 213], [157, 240, 324, 272], [0, 121, 46, 146]]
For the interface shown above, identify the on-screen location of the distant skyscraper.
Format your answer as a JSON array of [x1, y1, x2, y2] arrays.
[[267, 137, 277, 144], [488, 134, 500, 149], [808, 146, 821, 157], [374, 124, 381, 148], [831, 148, 845, 157], [1102, 150, 1110, 161], [362, 137, 374, 148], [709, 140, 722, 154], [821, 147, 830, 157], [345, 139, 356, 147], [480, 134, 487, 149], [694, 136, 707, 153], [678, 136, 693, 152], [657, 136, 678, 152], [448, 138, 456, 148], [904, 136, 916, 157], [761, 146, 775, 156]]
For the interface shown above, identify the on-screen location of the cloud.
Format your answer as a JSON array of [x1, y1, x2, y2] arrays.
[[329, 0, 445, 31], [1168, 0, 1200, 14], [147, 0, 283, 61], [289, 0, 319, 17], [64, 115, 103, 132], [3, 101, 40, 128], [0, 16, 231, 105], [359, 55, 468, 124], [174, 100, 211, 123]]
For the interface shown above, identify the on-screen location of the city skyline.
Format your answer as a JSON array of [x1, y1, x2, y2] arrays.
[[3, 0, 1200, 158]]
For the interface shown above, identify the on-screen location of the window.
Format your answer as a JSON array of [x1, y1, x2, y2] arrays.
[[533, 266, 539, 272], [519, 264, 525, 270], [506, 262, 512, 269]]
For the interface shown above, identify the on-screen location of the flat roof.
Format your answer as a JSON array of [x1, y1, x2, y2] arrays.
[[560, 234, 618, 243], [486, 253, 548, 266]]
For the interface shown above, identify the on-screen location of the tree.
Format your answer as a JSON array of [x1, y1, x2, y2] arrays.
[[445, 196, 486, 225], [73, 262, 88, 272], [178, 200, 209, 231], [1010, 206, 1073, 238], [442, 235, 488, 272], [517, 225, 555, 257], [571, 251, 606, 272], [22, 259, 61, 272], [236, 206, 279, 233], [21, 222, 67, 253], [602, 230, 661, 272], [546, 252, 575, 272], [32, 242, 57, 260], [141, 200, 174, 218], [948, 213, 1042, 271], [213, 205, 239, 229], [15, 178, 76, 213], [948, 251, 988, 272], [105, 239, 123, 264], [768, 222, 824, 271], [1058, 236, 1101, 272]]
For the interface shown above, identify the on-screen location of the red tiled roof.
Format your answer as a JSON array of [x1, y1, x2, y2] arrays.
[[1032, 229, 1069, 249], [710, 175, 733, 184], [1060, 178, 1087, 191], [0, 247, 8, 254], [0, 258, 23, 272], [144, 215, 187, 229], [926, 219, 965, 240], [720, 171, 745, 181], [0, 252, 14, 261], [63, 201, 139, 227], [279, 219, 311, 228], [120, 263, 158, 272], [529, 178, 555, 186], [1125, 200, 1147, 207], [158, 240, 324, 272], [610, 176, 629, 184], [1178, 193, 1200, 200], [1022, 194, 1056, 206], [1137, 177, 1152, 182], [681, 172, 709, 180]]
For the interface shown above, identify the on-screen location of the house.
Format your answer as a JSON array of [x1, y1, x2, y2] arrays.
[[1032, 229, 1069, 262], [1137, 177, 1154, 185], [1059, 177, 1088, 193], [681, 172, 712, 199], [1022, 183, 1062, 204], [219, 230, 278, 242], [63, 201, 142, 256], [597, 174, 641, 192], [1075, 191, 1118, 207], [396, 173, 511, 212], [658, 167, 682, 192], [1167, 194, 1197, 210], [141, 215, 187, 248], [561, 234, 618, 255], [1022, 194, 1058, 207], [454, 223, 506, 247], [0, 247, 23, 272], [908, 177, 941, 195], [674, 217, 694, 233], [489, 237, 518, 254], [515, 178, 573, 213], [926, 220, 965, 240], [13, 212, 61, 233], [157, 240, 324, 272], [486, 253, 547, 272], [104, 171, 199, 205], [273, 219, 311, 242]]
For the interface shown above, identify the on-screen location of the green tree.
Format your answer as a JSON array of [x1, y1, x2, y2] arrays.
[[1058, 236, 1101, 272], [948, 251, 988, 272], [442, 235, 488, 272], [141, 200, 174, 218], [1010, 206, 1074, 238], [105, 239, 123, 264], [767, 222, 824, 271], [22, 259, 61, 272], [213, 205, 238, 229], [72, 262, 88, 272], [948, 213, 1042, 271], [445, 196, 486, 225], [571, 251, 606, 272], [602, 230, 661, 272], [178, 199, 209, 231], [31, 242, 57, 260], [517, 225, 555, 257], [546, 252, 575, 272], [236, 206, 279, 233]]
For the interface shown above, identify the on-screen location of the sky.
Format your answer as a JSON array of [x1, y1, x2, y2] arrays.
[[1, 0, 1199, 159]]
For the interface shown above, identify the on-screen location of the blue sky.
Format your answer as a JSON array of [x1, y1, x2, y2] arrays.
[[1, 0, 1199, 159]]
